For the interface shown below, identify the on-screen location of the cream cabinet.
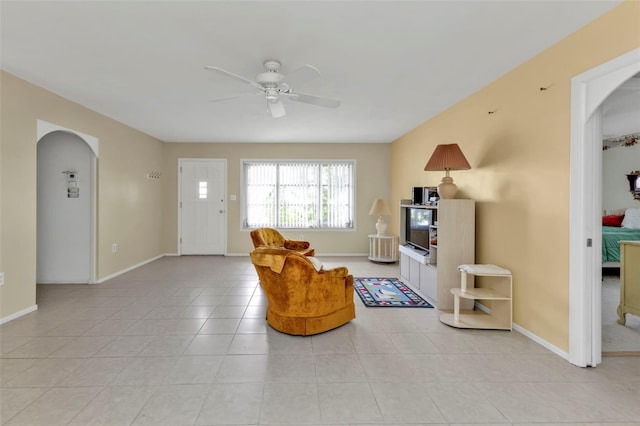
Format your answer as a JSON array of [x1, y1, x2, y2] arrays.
[[398, 199, 475, 310], [617, 240, 640, 325]]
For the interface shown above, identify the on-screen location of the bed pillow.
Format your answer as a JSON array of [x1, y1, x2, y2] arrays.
[[603, 214, 625, 227], [603, 208, 627, 216], [621, 208, 640, 229]]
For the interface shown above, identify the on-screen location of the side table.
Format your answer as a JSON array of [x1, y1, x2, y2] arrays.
[[439, 264, 512, 330], [368, 234, 399, 263]]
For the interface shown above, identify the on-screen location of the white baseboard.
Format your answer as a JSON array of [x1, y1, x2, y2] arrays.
[[1, 304, 38, 325], [317, 253, 370, 257], [476, 303, 568, 360], [513, 322, 569, 361], [226, 252, 370, 257], [96, 254, 165, 283], [475, 301, 491, 314]]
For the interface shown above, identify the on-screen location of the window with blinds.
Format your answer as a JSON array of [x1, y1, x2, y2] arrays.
[[242, 160, 355, 229]]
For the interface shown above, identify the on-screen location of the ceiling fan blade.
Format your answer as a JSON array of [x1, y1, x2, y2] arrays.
[[268, 99, 286, 118], [208, 92, 260, 103], [286, 92, 340, 109], [205, 66, 263, 90], [282, 64, 321, 89]]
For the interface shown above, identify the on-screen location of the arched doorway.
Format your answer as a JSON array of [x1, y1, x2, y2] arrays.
[[569, 48, 640, 367], [36, 121, 98, 284]]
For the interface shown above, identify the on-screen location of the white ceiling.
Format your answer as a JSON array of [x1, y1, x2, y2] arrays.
[[0, 1, 623, 143]]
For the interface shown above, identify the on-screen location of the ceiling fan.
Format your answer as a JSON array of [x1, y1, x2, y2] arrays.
[[205, 60, 340, 118]]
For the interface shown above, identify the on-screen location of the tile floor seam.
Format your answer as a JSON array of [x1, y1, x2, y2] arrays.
[[467, 381, 513, 424], [1, 256, 639, 425]]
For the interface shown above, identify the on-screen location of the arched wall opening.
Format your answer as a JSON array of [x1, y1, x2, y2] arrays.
[[569, 48, 640, 367], [36, 121, 98, 284]]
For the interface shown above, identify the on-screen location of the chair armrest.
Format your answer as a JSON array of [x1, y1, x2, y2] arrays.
[[284, 240, 310, 250], [320, 266, 350, 278]]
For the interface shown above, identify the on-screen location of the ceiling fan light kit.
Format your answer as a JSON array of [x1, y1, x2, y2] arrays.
[[205, 59, 340, 118]]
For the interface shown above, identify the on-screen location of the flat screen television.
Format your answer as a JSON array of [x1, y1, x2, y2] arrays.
[[405, 207, 435, 252]]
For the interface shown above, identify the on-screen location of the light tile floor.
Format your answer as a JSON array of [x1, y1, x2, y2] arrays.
[[1, 255, 639, 425], [602, 273, 640, 353]]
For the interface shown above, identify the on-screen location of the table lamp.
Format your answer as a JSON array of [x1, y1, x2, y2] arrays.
[[369, 198, 391, 235], [424, 143, 471, 199]]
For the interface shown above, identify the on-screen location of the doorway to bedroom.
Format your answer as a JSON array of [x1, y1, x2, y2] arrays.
[[569, 48, 640, 367], [600, 74, 640, 354]]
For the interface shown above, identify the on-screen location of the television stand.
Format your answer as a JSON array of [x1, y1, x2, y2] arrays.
[[404, 243, 429, 257], [400, 244, 429, 260], [399, 199, 475, 310]]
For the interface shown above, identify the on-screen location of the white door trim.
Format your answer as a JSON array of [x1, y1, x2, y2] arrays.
[[178, 158, 227, 255], [569, 48, 640, 367], [36, 120, 98, 284]]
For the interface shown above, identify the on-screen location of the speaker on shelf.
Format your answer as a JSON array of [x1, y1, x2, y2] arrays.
[[412, 187, 425, 205], [426, 187, 439, 204], [412, 186, 439, 205]]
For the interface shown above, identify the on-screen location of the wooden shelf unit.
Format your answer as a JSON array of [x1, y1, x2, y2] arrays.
[[398, 199, 475, 310], [440, 264, 513, 330], [439, 309, 511, 330]]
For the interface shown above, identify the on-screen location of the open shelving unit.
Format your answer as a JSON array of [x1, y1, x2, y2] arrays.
[[439, 264, 513, 330], [398, 199, 475, 310]]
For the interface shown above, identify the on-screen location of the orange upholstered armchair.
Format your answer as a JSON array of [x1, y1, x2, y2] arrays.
[[250, 227, 315, 256], [250, 247, 355, 335]]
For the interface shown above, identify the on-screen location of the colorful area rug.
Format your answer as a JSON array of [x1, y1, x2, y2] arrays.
[[354, 277, 433, 308]]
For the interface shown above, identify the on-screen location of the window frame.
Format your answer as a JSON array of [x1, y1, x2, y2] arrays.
[[241, 159, 356, 231]]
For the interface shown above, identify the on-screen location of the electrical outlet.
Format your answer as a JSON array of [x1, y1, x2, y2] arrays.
[[112, 243, 117, 253], [0, 272, 4, 286]]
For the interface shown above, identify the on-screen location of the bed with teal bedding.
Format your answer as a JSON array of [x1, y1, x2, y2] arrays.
[[602, 226, 640, 264]]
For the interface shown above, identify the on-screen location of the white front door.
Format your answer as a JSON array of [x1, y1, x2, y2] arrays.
[[179, 159, 226, 255]]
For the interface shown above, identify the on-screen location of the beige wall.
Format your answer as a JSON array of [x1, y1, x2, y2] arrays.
[[390, 1, 640, 351], [0, 71, 166, 319], [2, 1, 637, 337], [162, 143, 390, 255], [0, 71, 389, 320]]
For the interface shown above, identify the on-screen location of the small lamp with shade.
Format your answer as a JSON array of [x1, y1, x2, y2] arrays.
[[369, 198, 391, 235], [424, 143, 471, 199]]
